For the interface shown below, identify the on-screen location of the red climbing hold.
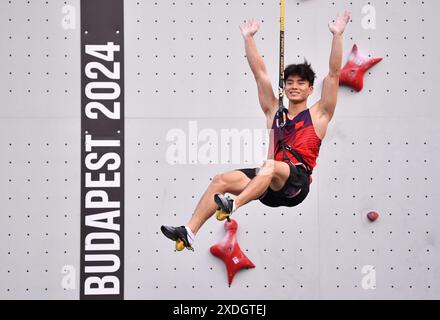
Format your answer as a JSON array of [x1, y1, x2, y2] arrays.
[[340, 44, 382, 92], [210, 219, 255, 286], [367, 211, 379, 222]]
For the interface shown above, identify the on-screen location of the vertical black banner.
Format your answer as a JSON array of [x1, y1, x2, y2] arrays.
[[81, 0, 124, 300]]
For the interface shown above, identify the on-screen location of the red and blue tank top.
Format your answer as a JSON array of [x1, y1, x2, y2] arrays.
[[268, 108, 322, 183]]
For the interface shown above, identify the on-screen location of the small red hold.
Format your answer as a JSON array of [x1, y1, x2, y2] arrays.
[[367, 211, 379, 222], [210, 219, 255, 286], [340, 44, 383, 92]]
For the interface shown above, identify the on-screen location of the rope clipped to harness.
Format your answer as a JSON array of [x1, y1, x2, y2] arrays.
[[276, 0, 288, 130], [276, 0, 290, 168], [275, 0, 312, 177]]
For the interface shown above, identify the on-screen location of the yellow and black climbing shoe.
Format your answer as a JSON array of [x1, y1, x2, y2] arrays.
[[160, 225, 194, 252], [214, 194, 234, 222]]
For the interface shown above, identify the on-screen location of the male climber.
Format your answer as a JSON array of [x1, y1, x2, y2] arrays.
[[161, 11, 351, 251]]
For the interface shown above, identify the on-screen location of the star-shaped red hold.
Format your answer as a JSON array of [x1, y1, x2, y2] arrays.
[[210, 219, 255, 286], [339, 44, 382, 92]]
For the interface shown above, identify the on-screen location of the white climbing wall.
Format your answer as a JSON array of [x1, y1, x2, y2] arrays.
[[0, 0, 81, 299], [124, 0, 440, 299], [1, 0, 439, 299]]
